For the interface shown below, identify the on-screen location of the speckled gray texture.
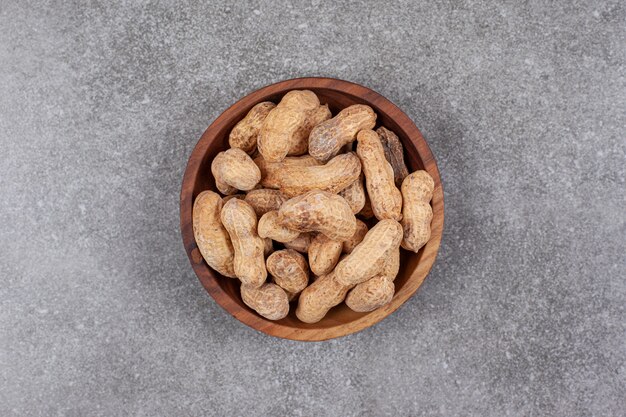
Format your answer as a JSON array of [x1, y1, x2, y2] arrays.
[[1, 1, 624, 416]]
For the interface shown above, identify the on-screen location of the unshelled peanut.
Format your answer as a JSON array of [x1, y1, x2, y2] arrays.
[[278, 190, 356, 241], [192, 191, 236, 278], [276, 152, 362, 198], [376, 126, 409, 187], [289, 104, 332, 156], [335, 219, 403, 287], [400, 170, 435, 252], [356, 129, 403, 221], [220, 199, 267, 287], [345, 275, 395, 312], [308, 104, 376, 162], [211, 148, 261, 192], [257, 90, 319, 162], [229, 101, 276, 154], [308, 233, 343, 276], [345, 248, 400, 312], [295, 272, 350, 323], [240, 283, 289, 320], [255, 155, 320, 189], [266, 249, 309, 294]]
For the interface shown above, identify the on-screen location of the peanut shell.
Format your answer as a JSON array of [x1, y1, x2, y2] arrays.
[[255, 155, 320, 189], [220, 199, 267, 287], [345, 275, 395, 313], [266, 249, 309, 294], [356, 130, 403, 221], [376, 126, 409, 187], [289, 104, 332, 156], [257, 90, 319, 162], [211, 148, 261, 192], [229, 101, 276, 154], [278, 190, 357, 241], [308, 233, 343, 276], [241, 283, 289, 320], [192, 191, 236, 278], [400, 170, 435, 252], [295, 272, 350, 323], [334, 219, 403, 287], [308, 104, 376, 163], [277, 152, 361, 198]]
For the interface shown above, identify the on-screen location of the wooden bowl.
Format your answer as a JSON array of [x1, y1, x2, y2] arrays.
[[180, 77, 444, 341]]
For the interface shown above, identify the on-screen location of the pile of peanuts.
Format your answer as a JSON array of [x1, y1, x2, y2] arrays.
[[193, 90, 434, 323]]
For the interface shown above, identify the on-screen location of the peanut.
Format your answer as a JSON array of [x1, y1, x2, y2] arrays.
[[211, 148, 261, 192], [255, 155, 320, 189], [342, 219, 368, 254], [376, 126, 409, 187], [257, 90, 320, 162], [400, 170, 435, 252], [192, 191, 236, 278], [345, 248, 400, 312], [266, 249, 309, 293], [308, 234, 343, 276], [345, 275, 394, 313], [244, 189, 287, 217], [283, 232, 314, 253], [240, 283, 289, 320], [308, 104, 376, 162], [335, 219, 403, 287], [257, 210, 300, 243], [220, 199, 267, 287], [276, 152, 362, 198], [295, 272, 350, 323], [289, 104, 332, 156], [338, 173, 366, 214], [278, 190, 356, 241], [356, 129, 403, 221], [229, 101, 276, 154]]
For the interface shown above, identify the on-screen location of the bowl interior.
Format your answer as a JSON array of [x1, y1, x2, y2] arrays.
[[181, 78, 443, 340]]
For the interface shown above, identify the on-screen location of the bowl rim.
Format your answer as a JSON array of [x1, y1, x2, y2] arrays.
[[180, 77, 444, 341]]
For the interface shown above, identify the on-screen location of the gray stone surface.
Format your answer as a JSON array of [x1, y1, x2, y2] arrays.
[[1, 0, 624, 415]]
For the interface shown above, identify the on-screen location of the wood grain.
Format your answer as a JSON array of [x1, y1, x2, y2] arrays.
[[180, 77, 444, 341]]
